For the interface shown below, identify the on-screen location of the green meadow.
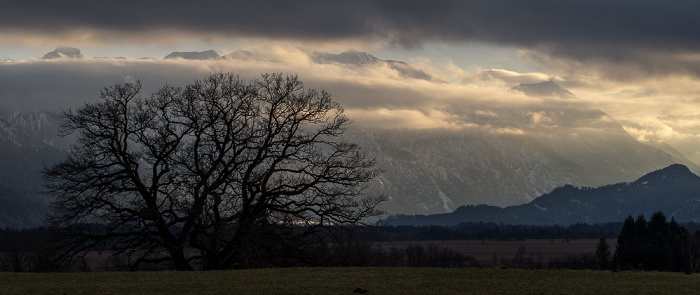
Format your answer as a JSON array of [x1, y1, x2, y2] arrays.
[[2, 267, 699, 295]]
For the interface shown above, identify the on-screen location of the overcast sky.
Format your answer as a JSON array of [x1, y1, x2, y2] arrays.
[[3, 0, 700, 162]]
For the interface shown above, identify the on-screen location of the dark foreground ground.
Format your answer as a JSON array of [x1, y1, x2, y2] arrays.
[[2, 267, 699, 294]]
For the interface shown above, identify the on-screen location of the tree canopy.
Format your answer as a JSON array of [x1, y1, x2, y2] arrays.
[[44, 73, 385, 270], [614, 212, 692, 272]]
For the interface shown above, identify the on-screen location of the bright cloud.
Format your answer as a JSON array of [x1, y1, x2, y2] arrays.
[[345, 108, 476, 130], [465, 69, 563, 86]]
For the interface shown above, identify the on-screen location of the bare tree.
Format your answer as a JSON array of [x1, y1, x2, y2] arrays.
[[44, 73, 385, 270]]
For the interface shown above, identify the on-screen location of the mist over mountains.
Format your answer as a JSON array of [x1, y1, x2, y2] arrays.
[[386, 164, 700, 226], [352, 106, 698, 215], [158, 49, 439, 83], [311, 50, 438, 82], [0, 47, 699, 228]]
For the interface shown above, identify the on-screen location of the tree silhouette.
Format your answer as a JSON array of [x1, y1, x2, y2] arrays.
[[44, 73, 385, 270], [595, 236, 611, 270], [614, 212, 691, 272]]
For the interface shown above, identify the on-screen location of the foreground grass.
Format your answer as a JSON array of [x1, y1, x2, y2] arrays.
[[2, 267, 700, 294]]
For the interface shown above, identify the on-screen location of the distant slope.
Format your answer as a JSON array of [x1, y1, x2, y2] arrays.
[[0, 114, 65, 228], [164, 50, 222, 60], [311, 50, 439, 82], [351, 105, 700, 215], [42, 46, 83, 59], [385, 164, 700, 226], [0, 109, 69, 149], [511, 81, 574, 98]]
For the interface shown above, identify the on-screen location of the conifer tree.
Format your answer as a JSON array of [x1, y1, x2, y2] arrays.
[[595, 236, 611, 270]]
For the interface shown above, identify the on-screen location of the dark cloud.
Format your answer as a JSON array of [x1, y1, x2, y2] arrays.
[[6, 0, 700, 81], [5, 0, 700, 52]]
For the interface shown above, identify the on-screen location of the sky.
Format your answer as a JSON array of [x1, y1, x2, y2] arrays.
[[3, 0, 700, 163]]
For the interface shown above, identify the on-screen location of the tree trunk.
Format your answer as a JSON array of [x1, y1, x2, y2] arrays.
[[170, 247, 193, 271]]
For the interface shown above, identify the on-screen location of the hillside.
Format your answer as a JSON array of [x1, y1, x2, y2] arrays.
[[353, 105, 700, 214], [0, 116, 64, 228], [385, 164, 700, 226]]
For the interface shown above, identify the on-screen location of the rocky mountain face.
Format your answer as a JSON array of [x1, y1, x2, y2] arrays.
[[385, 164, 700, 226], [0, 109, 69, 149], [511, 81, 574, 98], [165, 50, 222, 60], [2, 87, 696, 227], [311, 50, 438, 82], [0, 112, 65, 228], [42, 46, 83, 59], [352, 104, 699, 215]]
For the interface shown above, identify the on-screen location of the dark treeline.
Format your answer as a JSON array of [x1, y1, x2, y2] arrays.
[[613, 212, 700, 273], [5, 220, 700, 272], [366, 222, 626, 241], [1, 222, 627, 252], [0, 227, 60, 272]]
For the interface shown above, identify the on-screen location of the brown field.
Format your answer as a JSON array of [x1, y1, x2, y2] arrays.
[[375, 239, 600, 264]]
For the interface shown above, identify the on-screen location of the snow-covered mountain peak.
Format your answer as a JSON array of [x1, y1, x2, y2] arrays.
[[311, 50, 436, 81], [224, 50, 254, 60], [511, 81, 574, 98], [42, 46, 83, 59], [311, 50, 380, 65], [164, 50, 222, 60]]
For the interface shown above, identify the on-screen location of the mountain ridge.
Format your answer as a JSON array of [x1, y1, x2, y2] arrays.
[[311, 50, 438, 81], [42, 46, 83, 59], [164, 50, 222, 60], [385, 164, 700, 226], [511, 81, 574, 98], [353, 104, 700, 214]]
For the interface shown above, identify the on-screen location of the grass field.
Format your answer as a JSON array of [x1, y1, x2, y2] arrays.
[[2, 267, 700, 294]]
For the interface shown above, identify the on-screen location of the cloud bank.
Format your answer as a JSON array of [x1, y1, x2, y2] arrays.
[[4, 0, 700, 92], [4, 0, 700, 163], [0, 48, 560, 131], [5, 44, 700, 163]]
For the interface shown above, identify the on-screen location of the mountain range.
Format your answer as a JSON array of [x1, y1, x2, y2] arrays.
[[1, 47, 699, 228], [385, 164, 700, 226], [310, 50, 440, 82], [159, 49, 440, 83], [351, 101, 699, 214]]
